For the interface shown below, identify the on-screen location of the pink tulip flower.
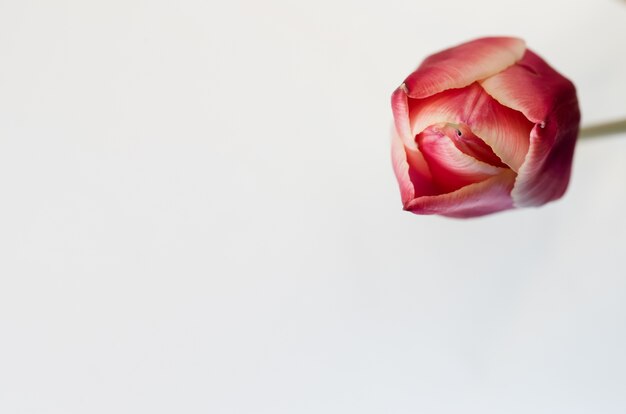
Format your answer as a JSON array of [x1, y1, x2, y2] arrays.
[[391, 37, 580, 218]]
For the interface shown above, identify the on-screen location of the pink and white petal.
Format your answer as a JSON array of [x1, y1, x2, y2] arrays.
[[391, 128, 436, 205], [464, 86, 533, 172], [404, 37, 526, 99], [391, 86, 417, 150], [480, 49, 578, 123], [409, 87, 470, 137], [479, 50, 580, 206], [409, 84, 532, 171], [511, 103, 579, 207], [445, 124, 508, 168], [404, 170, 517, 218], [417, 127, 505, 193], [391, 129, 414, 204]]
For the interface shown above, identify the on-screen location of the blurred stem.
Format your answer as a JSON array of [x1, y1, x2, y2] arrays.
[[579, 118, 626, 139]]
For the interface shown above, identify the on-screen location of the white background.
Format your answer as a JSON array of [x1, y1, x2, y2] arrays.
[[1, 0, 626, 413]]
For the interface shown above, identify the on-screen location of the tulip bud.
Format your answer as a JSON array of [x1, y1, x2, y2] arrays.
[[391, 37, 580, 218]]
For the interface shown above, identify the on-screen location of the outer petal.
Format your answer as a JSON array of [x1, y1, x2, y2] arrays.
[[481, 50, 576, 123], [404, 170, 517, 218], [409, 84, 533, 171], [391, 128, 436, 205], [403, 37, 526, 99], [391, 128, 415, 204], [481, 50, 580, 206], [391, 86, 417, 150], [511, 103, 578, 207]]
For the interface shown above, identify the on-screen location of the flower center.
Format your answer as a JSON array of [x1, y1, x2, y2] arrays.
[[418, 122, 509, 169]]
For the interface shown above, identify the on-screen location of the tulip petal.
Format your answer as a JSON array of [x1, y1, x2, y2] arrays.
[[409, 83, 533, 171], [391, 128, 415, 204], [391, 128, 436, 204], [480, 50, 577, 123], [391, 86, 418, 150], [445, 124, 509, 168], [511, 104, 579, 207], [403, 37, 526, 99], [417, 125, 506, 194], [404, 169, 517, 218], [480, 50, 580, 206], [465, 87, 533, 172]]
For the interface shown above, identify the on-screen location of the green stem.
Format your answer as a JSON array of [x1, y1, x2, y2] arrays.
[[579, 118, 626, 139]]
